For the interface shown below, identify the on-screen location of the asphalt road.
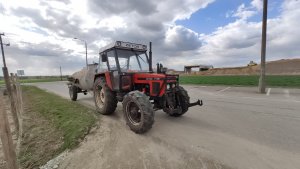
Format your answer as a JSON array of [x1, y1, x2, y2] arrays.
[[32, 82, 300, 169]]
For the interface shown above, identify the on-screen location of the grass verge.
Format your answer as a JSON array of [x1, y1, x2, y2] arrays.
[[179, 75, 300, 87], [19, 86, 97, 168], [0, 78, 66, 85]]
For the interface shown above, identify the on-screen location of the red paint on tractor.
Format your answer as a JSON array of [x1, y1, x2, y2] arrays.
[[105, 72, 113, 90], [133, 73, 177, 96]]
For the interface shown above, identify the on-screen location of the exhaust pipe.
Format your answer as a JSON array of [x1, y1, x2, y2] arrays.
[[149, 42, 153, 72], [189, 99, 203, 107]]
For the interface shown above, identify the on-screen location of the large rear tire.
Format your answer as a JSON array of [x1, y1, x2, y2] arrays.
[[164, 86, 190, 117], [93, 77, 117, 115], [69, 85, 78, 101], [123, 91, 154, 134]]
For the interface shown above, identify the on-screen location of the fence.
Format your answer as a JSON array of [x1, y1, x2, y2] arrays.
[[0, 73, 23, 169]]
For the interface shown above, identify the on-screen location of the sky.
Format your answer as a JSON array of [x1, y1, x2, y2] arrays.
[[0, 0, 299, 76]]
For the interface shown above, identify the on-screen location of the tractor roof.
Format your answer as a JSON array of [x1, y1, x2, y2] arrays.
[[99, 41, 147, 53]]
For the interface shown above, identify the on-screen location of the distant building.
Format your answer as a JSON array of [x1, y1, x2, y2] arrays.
[[184, 65, 213, 74], [17, 69, 25, 76], [247, 61, 258, 66]]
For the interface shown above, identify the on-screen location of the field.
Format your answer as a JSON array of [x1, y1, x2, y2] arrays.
[[179, 75, 300, 87]]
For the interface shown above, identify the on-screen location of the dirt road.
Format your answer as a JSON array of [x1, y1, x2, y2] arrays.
[[33, 82, 300, 169]]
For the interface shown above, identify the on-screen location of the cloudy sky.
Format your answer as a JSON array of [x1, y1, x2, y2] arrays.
[[0, 0, 299, 75]]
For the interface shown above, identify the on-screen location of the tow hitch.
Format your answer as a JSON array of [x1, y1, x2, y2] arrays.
[[189, 99, 203, 107]]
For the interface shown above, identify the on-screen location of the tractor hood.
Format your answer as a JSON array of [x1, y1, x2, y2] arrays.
[[129, 73, 178, 96], [133, 73, 178, 81]]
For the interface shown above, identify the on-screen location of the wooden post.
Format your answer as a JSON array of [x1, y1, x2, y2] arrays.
[[60, 66, 62, 81], [11, 74, 19, 114], [14, 74, 22, 151], [9, 73, 19, 132], [0, 93, 19, 169], [11, 74, 17, 112], [14, 74, 23, 115], [2, 68, 19, 132], [14, 74, 23, 155]]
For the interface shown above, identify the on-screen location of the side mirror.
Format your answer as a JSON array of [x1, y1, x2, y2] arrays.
[[101, 53, 107, 62]]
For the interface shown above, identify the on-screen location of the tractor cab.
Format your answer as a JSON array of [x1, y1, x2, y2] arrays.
[[97, 41, 180, 97], [99, 41, 150, 73], [98, 41, 158, 92]]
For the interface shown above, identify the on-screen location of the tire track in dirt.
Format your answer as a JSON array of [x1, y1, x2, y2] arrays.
[[58, 111, 231, 169]]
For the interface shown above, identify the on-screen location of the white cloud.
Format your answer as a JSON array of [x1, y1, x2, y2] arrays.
[[251, 0, 263, 11], [0, 0, 214, 75], [233, 4, 257, 20], [96, 16, 127, 31], [177, 0, 300, 68], [227, 0, 263, 20], [0, 0, 299, 75], [165, 25, 201, 51]]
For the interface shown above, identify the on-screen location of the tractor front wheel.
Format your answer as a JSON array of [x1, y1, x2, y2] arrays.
[[93, 77, 117, 115], [123, 91, 154, 134], [69, 85, 78, 101], [164, 86, 190, 117]]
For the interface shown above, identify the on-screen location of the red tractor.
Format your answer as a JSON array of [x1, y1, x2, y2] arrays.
[[69, 41, 203, 133]]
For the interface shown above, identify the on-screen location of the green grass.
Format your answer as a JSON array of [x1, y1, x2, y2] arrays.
[[179, 75, 300, 87], [0, 77, 67, 85], [20, 78, 66, 83], [22, 86, 97, 150]]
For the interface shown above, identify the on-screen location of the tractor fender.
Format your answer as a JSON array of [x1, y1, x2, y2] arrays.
[[94, 72, 113, 90]]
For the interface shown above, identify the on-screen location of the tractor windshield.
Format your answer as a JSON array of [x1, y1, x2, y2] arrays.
[[116, 49, 149, 72]]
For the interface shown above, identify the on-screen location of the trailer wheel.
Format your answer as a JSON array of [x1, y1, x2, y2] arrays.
[[165, 86, 190, 117], [93, 77, 117, 115], [123, 91, 154, 134], [69, 85, 78, 101]]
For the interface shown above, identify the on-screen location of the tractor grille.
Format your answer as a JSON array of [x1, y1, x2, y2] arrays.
[[152, 82, 160, 95]]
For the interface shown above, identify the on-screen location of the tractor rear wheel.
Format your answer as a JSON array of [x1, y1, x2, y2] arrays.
[[93, 77, 117, 115], [165, 86, 190, 117], [69, 85, 78, 101], [123, 91, 154, 134]]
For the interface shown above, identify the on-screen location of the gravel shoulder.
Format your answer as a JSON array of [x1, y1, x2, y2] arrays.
[[0, 96, 18, 169], [59, 106, 231, 169]]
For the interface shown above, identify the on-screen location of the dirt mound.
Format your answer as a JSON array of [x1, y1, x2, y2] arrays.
[[195, 58, 300, 75], [265, 59, 300, 75]]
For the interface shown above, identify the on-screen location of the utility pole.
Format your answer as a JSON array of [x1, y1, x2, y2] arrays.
[[0, 33, 18, 169], [85, 41, 88, 67], [1, 33, 18, 131], [60, 66, 62, 81], [74, 37, 88, 68], [1, 33, 7, 67], [258, 0, 268, 93]]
